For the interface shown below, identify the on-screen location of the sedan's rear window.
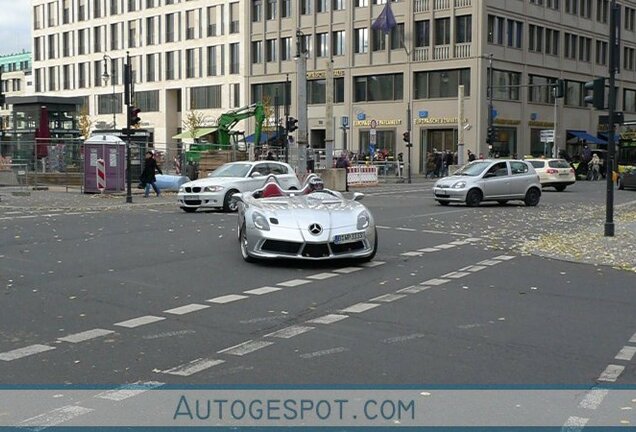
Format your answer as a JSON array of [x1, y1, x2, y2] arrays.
[[529, 161, 545, 168], [548, 160, 571, 168]]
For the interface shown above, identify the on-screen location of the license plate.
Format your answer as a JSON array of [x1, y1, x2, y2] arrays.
[[334, 232, 366, 244], [559, 173, 570, 176], [185, 195, 200, 201], [435, 193, 449, 198]]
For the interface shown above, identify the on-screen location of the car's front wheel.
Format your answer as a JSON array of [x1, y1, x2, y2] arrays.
[[180, 207, 197, 213], [239, 224, 256, 263], [465, 189, 482, 207], [524, 187, 541, 206], [223, 189, 239, 212]]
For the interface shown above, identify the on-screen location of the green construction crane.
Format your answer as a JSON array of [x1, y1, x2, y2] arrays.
[[217, 103, 265, 148]]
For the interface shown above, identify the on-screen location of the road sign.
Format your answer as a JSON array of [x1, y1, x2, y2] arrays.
[[540, 129, 554, 143], [96, 158, 106, 192], [370, 119, 377, 129], [369, 144, 376, 155], [341, 116, 349, 128]]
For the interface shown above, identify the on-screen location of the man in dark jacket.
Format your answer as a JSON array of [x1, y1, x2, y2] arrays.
[[140, 151, 162, 197]]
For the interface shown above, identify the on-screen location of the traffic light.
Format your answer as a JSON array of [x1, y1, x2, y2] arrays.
[[130, 106, 141, 128], [487, 126, 496, 144], [554, 79, 565, 98], [402, 131, 410, 143], [584, 77, 605, 110], [287, 117, 298, 132]]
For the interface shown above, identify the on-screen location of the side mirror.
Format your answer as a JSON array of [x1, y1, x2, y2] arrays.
[[483, 172, 496, 179], [251, 171, 262, 178], [352, 192, 365, 201]]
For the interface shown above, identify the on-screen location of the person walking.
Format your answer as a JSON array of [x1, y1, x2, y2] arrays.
[[589, 153, 601, 181], [467, 149, 476, 162], [335, 152, 351, 191], [140, 151, 162, 197]]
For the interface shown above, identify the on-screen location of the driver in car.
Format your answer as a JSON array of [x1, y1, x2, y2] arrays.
[[308, 178, 324, 193]]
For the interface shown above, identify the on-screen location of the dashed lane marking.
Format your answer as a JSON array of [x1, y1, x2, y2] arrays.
[[306, 272, 339, 280], [478, 259, 502, 266], [277, 279, 311, 287], [395, 227, 417, 232], [369, 293, 407, 303], [441, 271, 470, 279], [114, 315, 166, 328], [492, 255, 516, 261], [163, 304, 210, 315], [161, 358, 225, 377], [463, 265, 487, 272], [578, 388, 609, 410], [207, 294, 249, 304], [435, 244, 456, 249], [333, 267, 363, 274], [597, 364, 625, 382], [615, 346, 636, 361], [359, 260, 386, 268], [57, 328, 114, 344], [417, 247, 439, 252], [421, 278, 450, 286], [340, 303, 381, 314], [397, 285, 431, 294], [19, 405, 94, 431], [300, 347, 349, 359], [382, 333, 426, 344], [218, 340, 274, 356], [449, 240, 471, 245], [630, 332, 636, 344], [401, 251, 422, 257], [265, 325, 315, 339], [94, 381, 164, 401], [307, 314, 349, 325], [0, 344, 56, 361], [244, 286, 282, 295]]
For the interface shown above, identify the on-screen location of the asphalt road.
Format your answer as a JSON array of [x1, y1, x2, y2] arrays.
[[1, 180, 635, 391]]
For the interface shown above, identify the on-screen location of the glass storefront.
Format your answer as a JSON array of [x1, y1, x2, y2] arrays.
[[419, 128, 457, 174], [359, 129, 396, 159], [491, 126, 517, 157]]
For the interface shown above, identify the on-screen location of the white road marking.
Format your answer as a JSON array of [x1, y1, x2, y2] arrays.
[[578, 388, 609, 410], [207, 294, 249, 304], [417, 248, 439, 253], [340, 303, 380, 313], [306, 272, 339, 280], [218, 340, 274, 356], [94, 381, 164, 401], [492, 255, 516, 261], [300, 347, 349, 359], [421, 278, 450, 286], [435, 244, 457, 249], [58, 328, 114, 343], [0, 344, 56, 361], [359, 261, 386, 268], [395, 227, 417, 232], [449, 240, 471, 245], [114, 315, 166, 328], [562, 416, 589, 429], [397, 285, 431, 294], [19, 405, 94, 430], [376, 225, 392, 229], [244, 286, 282, 295], [382, 333, 426, 344], [401, 251, 423, 257], [307, 314, 349, 325], [277, 279, 311, 287], [163, 304, 210, 315], [629, 332, 636, 344], [441, 271, 470, 279], [161, 358, 225, 376], [465, 265, 487, 272], [265, 325, 315, 339], [465, 238, 482, 242], [615, 346, 636, 361], [369, 293, 407, 303], [598, 364, 625, 382], [333, 267, 363, 274], [478, 259, 501, 266]]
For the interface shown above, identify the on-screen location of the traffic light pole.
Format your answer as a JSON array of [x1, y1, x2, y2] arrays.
[[487, 54, 494, 156], [284, 74, 290, 164], [605, 0, 620, 237], [124, 52, 133, 204]]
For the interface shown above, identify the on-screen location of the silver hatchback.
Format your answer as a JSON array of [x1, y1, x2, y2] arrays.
[[433, 160, 542, 207]]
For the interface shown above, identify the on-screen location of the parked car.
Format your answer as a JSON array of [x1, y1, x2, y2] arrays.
[[526, 158, 576, 191], [433, 159, 542, 207], [177, 161, 300, 212], [233, 175, 377, 262], [617, 168, 636, 190]]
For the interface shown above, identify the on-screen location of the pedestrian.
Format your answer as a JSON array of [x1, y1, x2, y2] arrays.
[[467, 149, 476, 162], [589, 153, 601, 181], [266, 151, 275, 160], [335, 152, 351, 191], [444, 151, 453, 176], [435, 152, 443, 177], [140, 151, 162, 197]]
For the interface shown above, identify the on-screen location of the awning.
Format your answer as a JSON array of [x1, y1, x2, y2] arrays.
[[567, 130, 607, 145], [172, 127, 217, 140]]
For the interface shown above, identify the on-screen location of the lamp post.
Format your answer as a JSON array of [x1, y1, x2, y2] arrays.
[[101, 54, 117, 129]]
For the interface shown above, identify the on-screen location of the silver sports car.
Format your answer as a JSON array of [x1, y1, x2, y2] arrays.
[[233, 176, 378, 262]]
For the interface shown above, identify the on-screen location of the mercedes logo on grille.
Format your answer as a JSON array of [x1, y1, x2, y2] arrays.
[[309, 223, 323, 235]]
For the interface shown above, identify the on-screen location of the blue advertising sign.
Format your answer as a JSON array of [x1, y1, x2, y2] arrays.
[[418, 110, 429, 118]]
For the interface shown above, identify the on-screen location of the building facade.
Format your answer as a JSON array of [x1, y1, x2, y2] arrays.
[[31, 0, 636, 172], [0, 51, 33, 141]]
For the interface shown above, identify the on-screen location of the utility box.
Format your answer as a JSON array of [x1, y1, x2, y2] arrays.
[[83, 134, 126, 193]]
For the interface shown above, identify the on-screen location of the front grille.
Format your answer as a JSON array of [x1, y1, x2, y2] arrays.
[[261, 240, 302, 254], [183, 200, 201, 205], [330, 241, 365, 254], [192, 186, 202, 193], [302, 243, 330, 258], [185, 187, 191, 193]]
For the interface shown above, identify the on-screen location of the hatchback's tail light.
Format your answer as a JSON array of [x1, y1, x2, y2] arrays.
[[570, 168, 575, 174], [546, 168, 558, 174]]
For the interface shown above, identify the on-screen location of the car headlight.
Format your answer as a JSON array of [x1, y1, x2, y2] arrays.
[[178, 186, 185, 193], [357, 211, 370, 230], [252, 211, 270, 231], [452, 181, 466, 189], [204, 185, 224, 192]]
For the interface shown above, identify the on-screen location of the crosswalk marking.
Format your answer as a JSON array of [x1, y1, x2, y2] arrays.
[[421, 278, 450, 286], [207, 294, 249, 304], [615, 346, 636, 361], [277, 279, 311, 287], [340, 303, 380, 313], [597, 364, 625, 382], [163, 304, 210, 315], [218, 340, 274, 356], [333, 267, 363, 274], [58, 328, 114, 344], [114, 316, 166, 328], [265, 326, 315, 339], [19, 405, 94, 430], [94, 381, 164, 401], [306, 272, 339, 280], [307, 314, 349, 325], [478, 259, 501, 266], [401, 251, 423, 257], [244, 286, 282, 295], [492, 255, 516, 261], [0, 344, 56, 361], [369, 293, 406, 303], [161, 358, 225, 376], [397, 285, 431, 294]]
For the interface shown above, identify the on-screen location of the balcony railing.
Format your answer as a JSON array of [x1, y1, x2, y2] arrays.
[[433, 45, 450, 60], [454, 42, 471, 58], [413, 47, 429, 62], [454, 0, 472, 7], [412, 43, 472, 62], [434, 0, 450, 10], [414, 0, 430, 12]]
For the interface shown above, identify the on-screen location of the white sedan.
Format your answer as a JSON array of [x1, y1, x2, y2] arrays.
[[526, 158, 576, 191], [178, 161, 300, 212]]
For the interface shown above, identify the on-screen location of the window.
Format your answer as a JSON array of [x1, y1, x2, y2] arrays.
[[110, 0, 118, 15], [231, 83, 241, 108], [252, 0, 262, 22], [63, 65, 71, 90], [528, 75, 557, 104], [281, 37, 292, 60], [359, 130, 395, 156], [487, 15, 505, 45], [579, 37, 591, 62], [128, 0, 136, 12], [333, 0, 345, 10], [354, 73, 403, 102], [146, 54, 157, 82], [251, 82, 291, 106], [456, 15, 472, 43], [229, 2, 239, 33], [78, 0, 86, 21], [414, 68, 471, 99], [415, 20, 430, 47], [93, 0, 101, 18], [166, 13, 177, 42], [333, 31, 345, 56], [186, 10, 196, 40], [624, 89, 636, 112], [624, 47, 635, 71], [78, 29, 87, 55], [207, 46, 217, 76], [435, 17, 450, 45], [565, 0, 577, 14], [266, 39, 276, 62], [186, 48, 196, 78], [48, 34, 56, 59], [301, 0, 311, 14], [78, 63, 88, 89], [136, 90, 159, 112], [98, 94, 123, 114], [507, 19, 523, 48], [252, 41, 263, 64], [317, 0, 327, 13], [190, 85, 222, 109], [230, 43, 240, 74], [166, 51, 177, 80], [564, 33, 577, 59], [491, 69, 520, 101], [356, 0, 368, 6], [48, 66, 57, 91], [355, 28, 368, 53], [565, 80, 585, 106], [48, 1, 58, 26], [626, 7, 636, 31], [62, 32, 71, 57], [128, 20, 137, 48], [597, 0, 608, 22], [63, 0, 70, 23], [510, 161, 529, 175], [266, 0, 276, 19], [545, 29, 559, 55], [281, 0, 291, 17], [301, 34, 313, 56], [316, 33, 329, 57], [94, 26, 104, 53], [372, 29, 386, 51], [596, 40, 608, 64], [548, 0, 559, 9], [207, 6, 217, 36], [307, 77, 345, 104], [110, 23, 119, 50], [93, 61, 102, 87], [390, 23, 404, 50], [529, 24, 544, 52]]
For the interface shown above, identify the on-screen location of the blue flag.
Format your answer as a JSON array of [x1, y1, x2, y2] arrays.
[[371, 2, 397, 34]]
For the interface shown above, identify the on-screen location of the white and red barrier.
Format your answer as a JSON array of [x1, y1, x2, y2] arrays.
[[347, 165, 379, 187], [96, 158, 106, 192]]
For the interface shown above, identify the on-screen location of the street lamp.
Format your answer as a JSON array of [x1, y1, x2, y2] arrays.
[[101, 54, 117, 129]]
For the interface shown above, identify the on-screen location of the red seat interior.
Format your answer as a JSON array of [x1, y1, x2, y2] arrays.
[[262, 182, 285, 198]]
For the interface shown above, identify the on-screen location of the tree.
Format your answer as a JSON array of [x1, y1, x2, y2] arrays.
[[78, 105, 93, 139], [182, 110, 210, 143]]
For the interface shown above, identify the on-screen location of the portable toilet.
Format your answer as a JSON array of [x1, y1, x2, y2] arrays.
[[83, 134, 126, 193]]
